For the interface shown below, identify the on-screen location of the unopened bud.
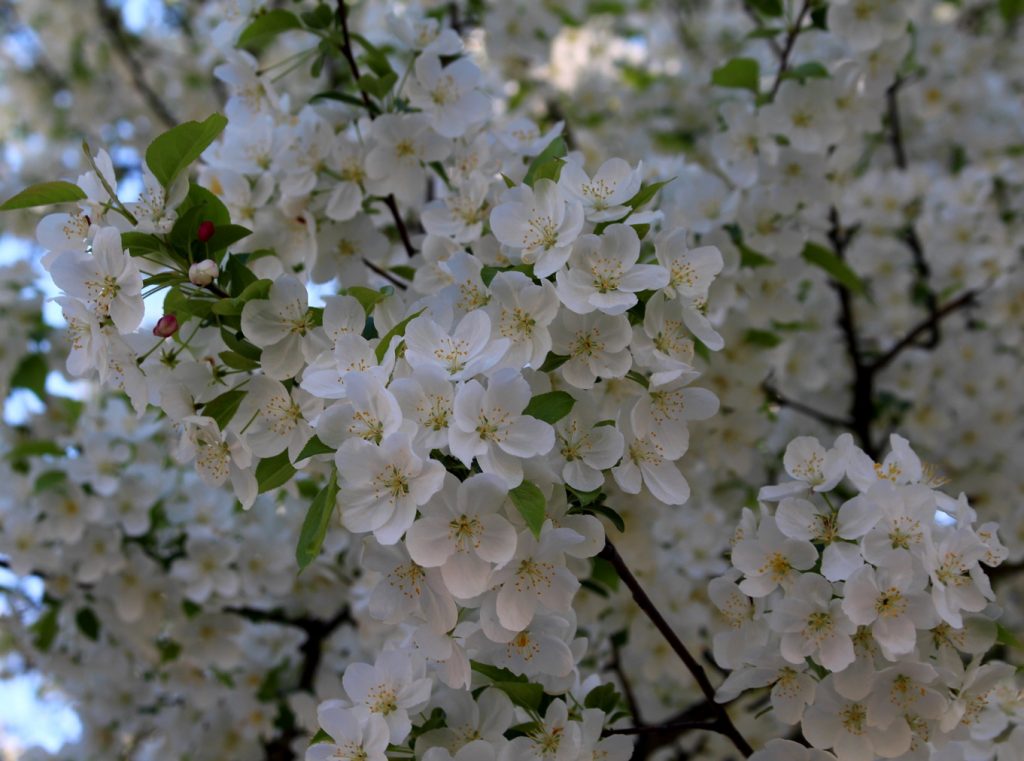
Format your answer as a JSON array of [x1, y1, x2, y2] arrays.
[[189, 259, 219, 287], [197, 220, 216, 242], [153, 314, 179, 338]]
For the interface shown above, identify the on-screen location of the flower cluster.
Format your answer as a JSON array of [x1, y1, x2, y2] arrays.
[[715, 434, 1014, 761]]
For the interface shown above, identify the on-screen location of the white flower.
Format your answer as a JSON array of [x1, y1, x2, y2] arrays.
[[842, 556, 934, 658], [558, 157, 642, 222], [405, 310, 509, 381], [335, 431, 445, 545], [471, 611, 577, 679], [923, 527, 994, 628], [749, 739, 837, 761], [549, 311, 632, 389], [611, 412, 690, 505], [390, 365, 455, 450], [49, 227, 143, 334], [802, 676, 912, 761], [504, 699, 582, 761], [555, 224, 668, 315], [732, 514, 817, 597], [759, 80, 845, 154], [486, 271, 560, 370], [405, 472, 517, 599], [171, 536, 240, 604], [127, 166, 188, 233], [315, 371, 402, 448], [237, 375, 322, 459], [55, 296, 108, 376], [551, 402, 624, 492], [189, 259, 220, 286], [307, 704, 390, 761], [177, 416, 258, 509], [240, 275, 317, 380], [449, 369, 555, 487], [407, 55, 489, 139], [771, 573, 857, 673], [489, 179, 584, 277], [342, 650, 433, 744], [365, 114, 452, 205]]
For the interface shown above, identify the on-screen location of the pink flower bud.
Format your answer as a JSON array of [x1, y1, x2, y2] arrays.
[[153, 314, 179, 338], [197, 220, 215, 242], [189, 259, 220, 287]]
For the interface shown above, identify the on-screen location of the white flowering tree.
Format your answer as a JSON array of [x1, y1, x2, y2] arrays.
[[0, 1, 1023, 761]]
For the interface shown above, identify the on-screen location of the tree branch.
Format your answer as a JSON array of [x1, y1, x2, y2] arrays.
[[763, 380, 854, 429], [598, 539, 753, 757], [868, 289, 978, 374], [767, 0, 811, 100]]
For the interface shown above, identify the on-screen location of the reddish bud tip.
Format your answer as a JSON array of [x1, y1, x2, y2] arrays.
[[153, 314, 179, 338], [197, 220, 216, 242]]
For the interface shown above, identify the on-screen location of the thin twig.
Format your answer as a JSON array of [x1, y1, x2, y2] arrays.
[[336, 0, 418, 258], [598, 539, 753, 757], [362, 257, 408, 289], [767, 0, 811, 100], [606, 719, 719, 737], [763, 381, 853, 429], [95, 0, 177, 128], [868, 290, 978, 374]]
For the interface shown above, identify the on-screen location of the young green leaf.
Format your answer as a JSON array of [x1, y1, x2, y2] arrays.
[[145, 114, 229, 188], [0, 181, 87, 211], [296, 470, 339, 571], [801, 242, 867, 296], [255, 451, 297, 494], [508, 480, 547, 538], [711, 58, 760, 94], [238, 9, 303, 48], [522, 391, 575, 424], [375, 308, 425, 363], [523, 137, 568, 186]]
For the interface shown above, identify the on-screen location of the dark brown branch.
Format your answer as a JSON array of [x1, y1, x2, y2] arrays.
[[96, 0, 177, 128], [767, 0, 811, 100], [336, 0, 417, 258], [610, 636, 642, 727], [598, 539, 753, 757], [363, 257, 408, 289], [606, 719, 718, 737], [763, 381, 854, 429], [868, 290, 978, 374]]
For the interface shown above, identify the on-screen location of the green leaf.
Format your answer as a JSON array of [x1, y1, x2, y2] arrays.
[[508, 481, 546, 538], [565, 484, 603, 507], [10, 353, 48, 400], [480, 264, 533, 287], [0, 181, 87, 211], [202, 389, 246, 430], [589, 558, 620, 594], [571, 503, 626, 533], [358, 71, 398, 99], [375, 308, 425, 363], [256, 451, 297, 494], [346, 285, 389, 314], [238, 9, 303, 48], [33, 470, 67, 493], [31, 605, 60, 652], [296, 470, 339, 571], [746, 0, 783, 15], [739, 243, 773, 268], [493, 682, 544, 711], [522, 391, 575, 424], [744, 328, 782, 348], [999, 0, 1024, 22], [157, 639, 182, 663], [309, 729, 335, 746], [301, 4, 334, 28], [523, 137, 568, 187], [390, 265, 416, 281], [75, 608, 100, 641], [218, 351, 260, 371], [801, 242, 866, 296], [296, 435, 336, 462], [471, 661, 527, 683], [142, 272, 183, 289], [121, 232, 166, 257], [7, 440, 64, 461], [537, 352, 569, 372], [625, 178, 674, 210], [220, 328, 262, 361], [145, 114, 228, 188], [584, 682, 622, 712], [997, 622, 1022, 650], [780, 61, 829, 82], [711, 58, 760, 94], [204, 223, 252, 253]]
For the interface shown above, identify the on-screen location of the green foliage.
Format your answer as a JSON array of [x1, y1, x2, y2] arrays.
[[711, 58, 760, 94], [584, 682, 623, 713], [523, 137, 568, 187], [145, 114, 228, 188], [0, 181, 86, 211], [746, 0, 783, 16], [238, 10, 303, 48], [780, 61, 829, 83], [75, 608, 101, 641], [522, 391, 575, 424], [202, 389, 246, 430], [10, 353, 48, 400], [296, 435, 336, 462], [256, 451, 297, 493], [801, 242, 867, 296], [375, 308, 425, 363], [31, 605, 60, 652], [296, 470, 339, 571], [508, 481, 546, 538]]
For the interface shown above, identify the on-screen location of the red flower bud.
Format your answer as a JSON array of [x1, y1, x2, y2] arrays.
[[153, 314, 179, 338], [197, 220, 215, 242]]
